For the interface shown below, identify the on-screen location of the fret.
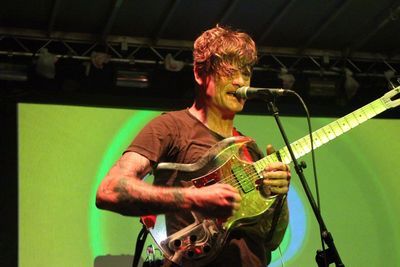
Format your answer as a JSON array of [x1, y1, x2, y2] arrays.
[[352, 108, 368, 123], [255, 158, 266, 173], [330, 121, 344, 136], [277, 148, 285, 162], [255, 153, 278, 173], [257, 159, 267, 173], [297, 139, 308, 157], [362, 105, 376, 119], [253, 160, 262, 173], [345, 113, 359, 128], [292, 141, 305, 156], [292, 146, 301, 160], [372, 99, 386, 113], [312, 133, 323, 148], [314, 128, 330, 144], [280, 147, 292, 164], [299, 136, 312, 154], [268, 153, 279, 163], [362, 105, 377, 119], [336, 117, 351, 132], [322, 125, 336, 140], [286, 147, 294, 162], [370, 101, 379, 115]]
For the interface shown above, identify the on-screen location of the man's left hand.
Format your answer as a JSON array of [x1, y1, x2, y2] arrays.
[[258, 144, 291, 196]]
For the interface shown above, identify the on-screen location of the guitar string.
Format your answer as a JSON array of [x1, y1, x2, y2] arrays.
[[220, 155, 273, 185], [208, 146, 293, 190], [215, 156, 279, 191], [219, 145, 296, 190], [219, 117, 350, 190], [203, 162, 261, 190], [217, 138, 303, 190], [210, 103, 378, 190]]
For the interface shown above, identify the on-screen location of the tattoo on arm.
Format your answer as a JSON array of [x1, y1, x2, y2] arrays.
[[114, 178, 131, 202], [172, 189, 184, 208], [110, 176, 189, 215]]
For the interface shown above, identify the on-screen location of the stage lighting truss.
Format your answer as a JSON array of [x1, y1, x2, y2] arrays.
[[0, 29, 399, 80]]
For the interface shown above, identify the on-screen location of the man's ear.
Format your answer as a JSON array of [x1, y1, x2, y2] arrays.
[[193, 65, 203, 86]]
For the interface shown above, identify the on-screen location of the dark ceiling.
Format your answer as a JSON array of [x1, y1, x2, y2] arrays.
[[1, 0, 400, 117], [2, 0, 400, 53]]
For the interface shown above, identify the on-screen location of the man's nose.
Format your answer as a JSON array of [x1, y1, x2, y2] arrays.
[[232, 73, 248, 87]]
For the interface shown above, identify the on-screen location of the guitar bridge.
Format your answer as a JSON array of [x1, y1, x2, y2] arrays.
[[159, 213, 225, 265]]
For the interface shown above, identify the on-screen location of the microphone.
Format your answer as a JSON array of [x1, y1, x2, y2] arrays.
[[235, 86, 294, 100]]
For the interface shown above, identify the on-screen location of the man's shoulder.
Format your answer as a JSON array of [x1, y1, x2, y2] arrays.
[[144, 109, 194, 132], [159, 109, 193, 123], [162, 109, 188, 117]]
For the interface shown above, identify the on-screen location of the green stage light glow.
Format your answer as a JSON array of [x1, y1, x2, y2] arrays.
[[18, 103, 400, 267], [89, 110, 158, 257]]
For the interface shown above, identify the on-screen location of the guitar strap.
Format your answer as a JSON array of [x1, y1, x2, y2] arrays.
[[265, 194, 286, 243], [132, 224, 149, 267], [232, 127, 253, 162]]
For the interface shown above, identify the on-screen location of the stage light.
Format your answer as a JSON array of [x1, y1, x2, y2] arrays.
[[278, 68, 295, 89], [307, 77, 337, 97], [384, 69, 399, 89], [35, 48, 58, 79], [90, 51, 111, 70], [343, 68, 359, 99], [0, 63, 28, 81], [164, 54, 185, 72], [116, 70, 149, 88]]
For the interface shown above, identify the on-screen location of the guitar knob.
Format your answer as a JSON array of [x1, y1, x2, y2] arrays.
[[203, 245, 211, 253], [173, 239, 181, 248], [190, 235, 197, 243], [187, 250, 195, 258]]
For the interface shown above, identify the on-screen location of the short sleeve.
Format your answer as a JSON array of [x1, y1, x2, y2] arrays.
[[125, 113, 178, 163]]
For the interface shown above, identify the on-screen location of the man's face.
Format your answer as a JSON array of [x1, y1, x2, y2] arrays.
[[205, 66, 251, 117]]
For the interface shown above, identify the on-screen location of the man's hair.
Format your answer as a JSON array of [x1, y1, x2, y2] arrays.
[[193, 25, 257, 79]]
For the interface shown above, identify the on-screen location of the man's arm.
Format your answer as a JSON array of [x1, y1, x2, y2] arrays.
[[96, 151, 242, 218]]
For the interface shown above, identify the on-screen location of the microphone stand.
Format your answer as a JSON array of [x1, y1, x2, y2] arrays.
[[265, 99, 344, 267]]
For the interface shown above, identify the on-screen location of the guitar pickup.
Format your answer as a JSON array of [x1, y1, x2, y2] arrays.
[[231, 164, 256, 193]]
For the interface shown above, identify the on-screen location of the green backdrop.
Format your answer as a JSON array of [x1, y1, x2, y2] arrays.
[[18, 103, 400, 267]]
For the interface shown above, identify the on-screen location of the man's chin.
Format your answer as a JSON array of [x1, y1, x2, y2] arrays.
[[231, 104, 244, 113]]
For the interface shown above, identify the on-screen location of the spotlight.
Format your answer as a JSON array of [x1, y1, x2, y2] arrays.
[[343, 68, 359, 99], [35, 48, 58, 79], [384, 70, 399, 89], [164, 54, 185, 72], [278, 68, 295, 89]]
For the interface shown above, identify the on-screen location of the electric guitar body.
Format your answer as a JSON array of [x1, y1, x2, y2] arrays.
[[155, 137, 279, 266]]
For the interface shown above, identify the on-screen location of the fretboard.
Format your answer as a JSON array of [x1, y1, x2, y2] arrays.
[[253, 95, 391, 172]]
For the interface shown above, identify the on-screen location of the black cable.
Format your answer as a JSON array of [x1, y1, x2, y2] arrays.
[[290, 91, 328, 266], [132, 224, 149, 267]]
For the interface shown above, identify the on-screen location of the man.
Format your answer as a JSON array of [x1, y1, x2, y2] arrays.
[[96, 25, 290, 267]]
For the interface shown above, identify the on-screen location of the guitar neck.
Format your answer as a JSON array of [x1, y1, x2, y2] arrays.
[[254, 87, 400, 172]]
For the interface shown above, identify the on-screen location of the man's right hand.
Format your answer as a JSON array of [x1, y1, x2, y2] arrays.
[[186, 183, 241, 219]]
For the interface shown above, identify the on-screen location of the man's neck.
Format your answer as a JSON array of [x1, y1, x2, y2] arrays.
[[189, 102, 235, 138]]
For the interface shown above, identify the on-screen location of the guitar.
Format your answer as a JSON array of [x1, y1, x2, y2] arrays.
[[150, 86, 400, 266]]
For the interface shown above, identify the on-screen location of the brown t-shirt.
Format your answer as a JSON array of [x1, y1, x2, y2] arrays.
[[126, 109, 271, 267]]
